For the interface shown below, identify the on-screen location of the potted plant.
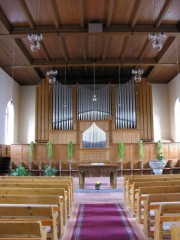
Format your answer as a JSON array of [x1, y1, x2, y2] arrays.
[[149, 140, 166, 175], [95, 181, 101, 190], [10, 164, 29, 176], [44, 165, 57, 176]]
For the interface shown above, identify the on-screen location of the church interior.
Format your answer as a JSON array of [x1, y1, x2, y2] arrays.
[[0, 0, 180, 239]]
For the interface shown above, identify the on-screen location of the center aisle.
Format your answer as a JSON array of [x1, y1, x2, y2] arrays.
[[61, 177, 148, 240]]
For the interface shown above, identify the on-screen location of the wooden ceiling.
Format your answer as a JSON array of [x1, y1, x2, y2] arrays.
[[0, 0, 180, 86]]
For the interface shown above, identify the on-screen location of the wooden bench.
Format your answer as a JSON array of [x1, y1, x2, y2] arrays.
[[0, 205, 58, 240], [0, 177, 73, 208], [154, 203, 180, 240], [0, 195, 64, 238], [127, 177, 180, 208], [136, 185, 180, 223], [0, 187, 67, 225], [171, 223, 180, 240], [143, 193, 180, 237], [0, 182, 71, 216], [0, 220, 47, 239], [123, 174, 180, 202]]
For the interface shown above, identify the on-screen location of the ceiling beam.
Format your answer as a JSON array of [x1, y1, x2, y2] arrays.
[[138, 39, 149, 60], [49, 0, 61, 29], [156, 36, 176, 62], [40, 42, 50, 62], [0, 25, 179, 39], [78, 0, 84, 28], [18, 0, 35, 29], [14, 39, 32, 64], [130, 0, 144, 28], [59, 36, 69, 61], [102, 36, 110, 60], [2, 58, 180, 68], [155, 0, 174, 28], [0, 7, 11, 33], [121, 36, 130, 60], [106, 0, 115, 28]]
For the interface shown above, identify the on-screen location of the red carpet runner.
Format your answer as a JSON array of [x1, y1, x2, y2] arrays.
[[71, 203, 138, 240]]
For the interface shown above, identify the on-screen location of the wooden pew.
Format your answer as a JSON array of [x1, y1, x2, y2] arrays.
[[143, 193, 180, 237], [123, 174, 180, 203], [0, 183, 71, 216], [0, 187, 67, 225], [0, 195, 64, 238], [127, 177, 180, 208], [154, 203, 180, 240], [136, 185, 180, 223], [0, 177, 73, 208], [171, 224, 180, 240], [0, 221, 47, 240], [0, 206, 58, 240]]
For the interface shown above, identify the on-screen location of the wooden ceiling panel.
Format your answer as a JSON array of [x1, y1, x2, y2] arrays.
[[105, 36, 125, 59], [125, 36, 147, 58], [64, 35, 85, 59], [85, 0, 107, 24], [55, 0, 82, 26], [162, 0, 180, 24], [0, 0, 28, 27], [25, 0, 56, 27], [147, 65, 178, 83], [42, 36, 65, 59]]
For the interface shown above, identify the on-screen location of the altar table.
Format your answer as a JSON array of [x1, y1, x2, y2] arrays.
[[77, 164, 118, 189]]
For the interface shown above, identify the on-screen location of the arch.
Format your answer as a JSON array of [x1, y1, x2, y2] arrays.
[[5, 100, 14, 144], [175, 98, 180, 142]]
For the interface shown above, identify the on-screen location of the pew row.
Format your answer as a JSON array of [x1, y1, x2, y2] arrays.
[[154, 203, 180, 240], [136, 185, 180, 223], [143, 193, 180, 237], [123, 174, 180, 203], [0, 187, 67, 225], [0, 195, 64, 238], [0, 221, 47, 240], [0, 206, 58, 240]]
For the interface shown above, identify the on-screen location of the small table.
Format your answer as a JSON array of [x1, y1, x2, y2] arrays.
[[77, 164, 118, 189]]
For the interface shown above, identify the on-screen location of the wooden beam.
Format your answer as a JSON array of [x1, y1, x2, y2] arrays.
[[106, 0, 115, 28], [40, 42, 50, 62], [138, 39, 149, 60], [130, 0, 144, 28], [14, 39, 32, 64], [49, 0, 61, 29], [78, 0, 84, 28], [156, 36, 176, 62], [121, 36, 130, 60], [155, 0, 174, 28], [18, 0, 35, 29], [102, 36, 110, 60], [0, 25, 179, 39], [0, 7, 11, 33], [60, 36, 69, 61]]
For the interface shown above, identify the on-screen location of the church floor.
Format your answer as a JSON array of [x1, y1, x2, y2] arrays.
[[61, 177, 149, 240]]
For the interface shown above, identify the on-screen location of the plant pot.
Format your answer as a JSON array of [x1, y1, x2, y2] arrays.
[[149, 159, 166, 175], [95, 185, 100, 190]]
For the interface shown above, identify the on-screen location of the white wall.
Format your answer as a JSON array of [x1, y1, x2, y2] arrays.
[[19, 86, 36, 143], [169, 73, 180, 141], [151, 84, 170, 141], [0, 68, 20, 144]]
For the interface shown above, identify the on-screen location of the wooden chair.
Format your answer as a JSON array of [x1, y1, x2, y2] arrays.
[[171, 224, 180, 240]]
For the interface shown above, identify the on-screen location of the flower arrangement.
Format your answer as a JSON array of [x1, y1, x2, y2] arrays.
[[44, 165, 57, 176], [95, 181, 101, 189], [157, 140, 164, 161], [10, 164, 29, 176]]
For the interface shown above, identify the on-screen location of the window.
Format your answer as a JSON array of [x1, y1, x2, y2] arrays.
[[5, 100, 14, 144]]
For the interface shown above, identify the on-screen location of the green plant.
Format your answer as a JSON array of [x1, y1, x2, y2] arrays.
[[47, 141, 53, 159], [10, 164, 29, 176], [138, 140, 143, 160], [29, 141, 34, 161], [68, 141, 73, 160], [118, 141, 125, 160], [95, 181, 101, 187], [44, 165, 57, 176], [157, 140, 164, 161]]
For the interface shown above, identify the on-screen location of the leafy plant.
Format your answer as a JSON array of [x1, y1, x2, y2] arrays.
[[118, 141, 125, 160], [44, 165, 57, 176], [138, 140, 143, 160], [68, 141, 73, 160], [157, 140, 164, 161], [47, 141, 53, 159], [95, 181, 101, 187], [29, 141, 34, 161], [10, 164, 29, 176]]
